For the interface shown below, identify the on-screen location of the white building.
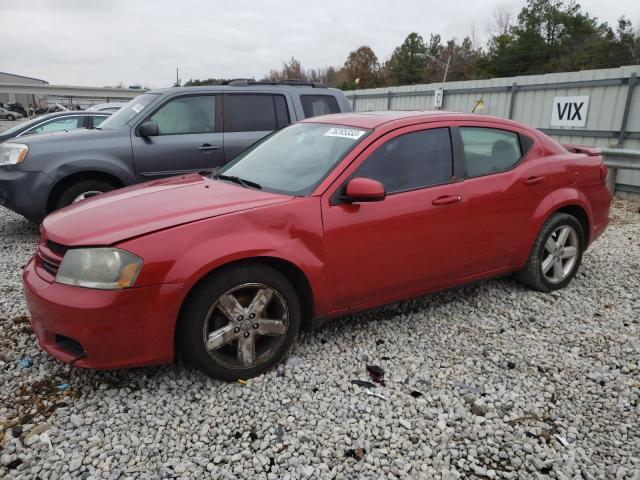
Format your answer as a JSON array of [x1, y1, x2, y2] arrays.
[[0, 71, 49, 108]]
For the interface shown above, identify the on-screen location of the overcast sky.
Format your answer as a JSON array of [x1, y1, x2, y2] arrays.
[[2, 0, 639, 88]]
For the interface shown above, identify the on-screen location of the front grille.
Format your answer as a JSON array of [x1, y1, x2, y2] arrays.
[[45, 240, 68, 257], [40, 258, 60, 276], [37, 239, 68, 278]]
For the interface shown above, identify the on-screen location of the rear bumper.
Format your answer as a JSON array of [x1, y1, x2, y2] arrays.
[[0, 168, 51, 223], [589, 185, 612, 246], [22, 256, 185, 369]]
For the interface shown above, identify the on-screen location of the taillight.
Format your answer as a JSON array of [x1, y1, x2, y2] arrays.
[[600, 163, 607, 184]]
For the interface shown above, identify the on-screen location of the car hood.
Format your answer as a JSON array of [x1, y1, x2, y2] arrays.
[[42, 174, 293, 246]]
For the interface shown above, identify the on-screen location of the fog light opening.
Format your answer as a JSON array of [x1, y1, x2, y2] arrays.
[[55, 334, 86, 358]]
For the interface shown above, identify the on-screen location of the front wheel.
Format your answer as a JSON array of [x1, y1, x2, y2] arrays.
[[178, 264, 301, 380], [6, 114, 15, 121], [516, 213, 585, 292], [53, 179, 117, 210]]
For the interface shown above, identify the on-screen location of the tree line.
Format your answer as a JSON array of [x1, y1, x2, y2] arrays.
[[184, 0, 640, 90]]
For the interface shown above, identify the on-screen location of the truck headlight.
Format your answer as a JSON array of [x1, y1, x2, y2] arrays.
[[0, 143, 28, 166], [56, 248, 143, 290]]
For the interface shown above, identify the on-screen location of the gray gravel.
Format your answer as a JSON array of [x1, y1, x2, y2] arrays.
[[1, 201, 639, 479], [0, 118, 29, 133]]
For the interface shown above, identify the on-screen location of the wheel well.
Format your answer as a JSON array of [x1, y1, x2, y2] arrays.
[[556, 205, 590, 244], [46, 171, 124, 213], [178, 257, 315, 330]]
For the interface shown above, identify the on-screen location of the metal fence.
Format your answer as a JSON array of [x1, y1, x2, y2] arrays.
[[344, 65, 640, 196], [602, 148, 640, 200]]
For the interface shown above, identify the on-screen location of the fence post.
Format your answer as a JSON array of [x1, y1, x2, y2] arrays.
[[606, 167, 617, 195], [618, 73, 637, 146], [387, 91, 392, 110], [351, 95, 357, 111], [508, 83, 518, 119]]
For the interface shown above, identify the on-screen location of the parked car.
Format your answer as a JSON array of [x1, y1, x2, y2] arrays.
[[0, 81, 351, 223], [85, 102, 128, 113], [0, 107, 23, 121], [23, 111, 611, 380], [0, 111, 111, 143], [4, 103, 27, 117]]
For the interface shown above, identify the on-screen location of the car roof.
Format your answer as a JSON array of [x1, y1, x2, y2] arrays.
[[300, 110, 528, 131]]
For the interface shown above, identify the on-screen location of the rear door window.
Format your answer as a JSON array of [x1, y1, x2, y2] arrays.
[[301, 95, 340, 118], [459, 127, 522, 178], [224, 94, 290, 132], [353, 128, 453, 194]]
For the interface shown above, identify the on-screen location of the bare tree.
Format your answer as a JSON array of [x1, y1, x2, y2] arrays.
[[267, 57, 307, 81], [490, 4, 513, 36]]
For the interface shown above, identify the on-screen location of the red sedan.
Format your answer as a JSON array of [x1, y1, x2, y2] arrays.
[[23, 111, 611, 380]]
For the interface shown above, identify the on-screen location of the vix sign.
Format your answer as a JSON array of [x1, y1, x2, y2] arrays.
[[550, 96, 589, 127]]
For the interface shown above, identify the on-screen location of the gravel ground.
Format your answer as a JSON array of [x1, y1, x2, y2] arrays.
[[0, 118, 29, 133], [0, 201, 638, 479]]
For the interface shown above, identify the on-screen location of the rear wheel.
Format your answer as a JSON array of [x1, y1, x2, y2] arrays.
[[178, 264, 301, 380], [516, 213, 584, 292], [53, 179, 117, 210]]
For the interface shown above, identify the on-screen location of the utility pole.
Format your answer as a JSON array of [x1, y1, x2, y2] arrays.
[[176, 67, 179, 87], [441, 55, 451, 85], [420, 53, 451, 109]]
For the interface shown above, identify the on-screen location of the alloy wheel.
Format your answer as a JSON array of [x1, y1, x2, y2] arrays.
[[541, 225, 579, 284], [202, 283, 289, 369]]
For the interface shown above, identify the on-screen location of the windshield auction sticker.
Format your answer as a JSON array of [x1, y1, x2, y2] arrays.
[[131, 103, 145, 113], [323, 127, 366, 140]]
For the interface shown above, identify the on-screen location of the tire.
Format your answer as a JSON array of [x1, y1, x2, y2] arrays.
[[516, 213, 585, 292], [178, 263, 301, 380], [53, 179, 117, 210], [6, 114, 15, 121]]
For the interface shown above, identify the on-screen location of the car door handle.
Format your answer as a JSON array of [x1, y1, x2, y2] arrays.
[[198, 144, 221, 151], [524, 176, 545, 185], [432, 195, 462, 206]]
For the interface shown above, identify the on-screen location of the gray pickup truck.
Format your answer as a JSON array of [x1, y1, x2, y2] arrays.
[[0, 81, 351, 223]]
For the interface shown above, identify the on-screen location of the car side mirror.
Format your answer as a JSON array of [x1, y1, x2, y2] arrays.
[[138, 121, 159, 137], [342, 177, 386, 203]]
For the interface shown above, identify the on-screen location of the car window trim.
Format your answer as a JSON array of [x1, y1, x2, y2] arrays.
[[26, 115, 84, 134], [133, 92, 221, 136], [18, 114, 84, 136], [454, 124, 532, 180], [327, 124, 461, 206]]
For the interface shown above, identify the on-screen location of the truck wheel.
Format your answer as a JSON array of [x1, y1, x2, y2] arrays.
[[54, 179, 117, 210], [516, 213, 585, 292], [178, 263, 301, 380]]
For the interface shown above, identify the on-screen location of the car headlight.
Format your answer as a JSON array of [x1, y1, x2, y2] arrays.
[[0, 143, 28, 166], [56, 248, 143, 290]]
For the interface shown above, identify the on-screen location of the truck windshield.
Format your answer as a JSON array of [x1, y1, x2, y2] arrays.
[[99, 93, 159, 130], [218, 123, 371, 196]]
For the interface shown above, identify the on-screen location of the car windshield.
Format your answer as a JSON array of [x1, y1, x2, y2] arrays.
[[218, 123, 371, 196], [99, 93, 159, 130]]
